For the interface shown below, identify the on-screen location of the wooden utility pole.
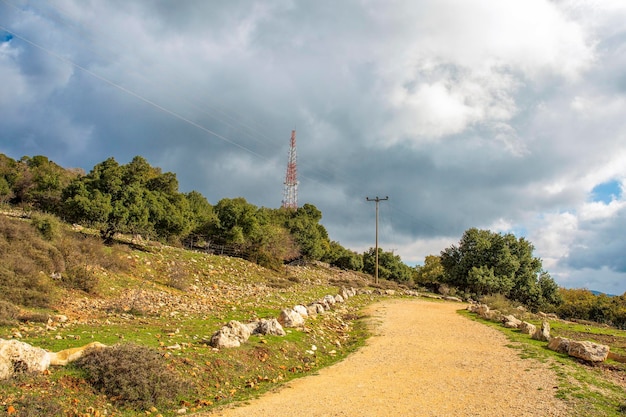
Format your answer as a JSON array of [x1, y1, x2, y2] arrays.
[[366, 196, 388, 284]]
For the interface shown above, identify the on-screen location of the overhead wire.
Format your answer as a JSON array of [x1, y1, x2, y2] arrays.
[[0, 1, 449, 247]]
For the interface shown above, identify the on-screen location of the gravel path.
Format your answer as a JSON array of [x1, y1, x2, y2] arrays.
[[204, 299, 569, 417]]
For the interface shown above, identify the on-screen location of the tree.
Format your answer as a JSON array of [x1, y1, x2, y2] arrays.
[[323, 241, 363, 271], [413, 255, 444, 286], [440, 228, 560, 309], [284, 203, 330, 260], [212, 197, 261, 244], [363, 248, 412, 283], [61, 156, 192, 243]]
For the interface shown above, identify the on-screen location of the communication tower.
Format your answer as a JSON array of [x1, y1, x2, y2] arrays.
[[281, 130, 298, 209]]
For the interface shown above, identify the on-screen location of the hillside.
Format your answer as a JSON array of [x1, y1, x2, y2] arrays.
[[0, 211, 396, 416]]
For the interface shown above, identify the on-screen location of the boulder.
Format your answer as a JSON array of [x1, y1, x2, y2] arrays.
[[567, 340, 610, 362], [340, 287, 351, 299], [48, 342, 107, 366], [293, 305, 309, 318], [484, 309, 503, 322], [443, 296, 462, 302], [385, 290, 396, 296], [519, 321, 536, 335], [210, 321, 252, 349], [334, 294, 345, 303], [532, 321, 551, 342], [309, 303, 326, 314], [476, 304, 490, 318], [278, 309, 305, 328], [547, 337, 572, 354], [0, 339, 51, 380], [502, 315, 522, 329], [250, 318, 286, 336], [323, 295, 336, 306]]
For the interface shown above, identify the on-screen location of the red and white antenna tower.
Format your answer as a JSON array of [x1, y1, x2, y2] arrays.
[[281, 130, 298, 209]]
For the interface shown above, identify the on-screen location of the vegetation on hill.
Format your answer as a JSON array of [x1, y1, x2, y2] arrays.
[[0, 153, 412, 283], [1, 152, 624, 322], [0, 212, 386, 416]]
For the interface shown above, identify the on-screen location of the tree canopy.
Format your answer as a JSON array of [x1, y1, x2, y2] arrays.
[[440, 228, 561, 310]]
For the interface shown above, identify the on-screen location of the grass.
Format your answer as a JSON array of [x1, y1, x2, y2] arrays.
[[0, 214, 379, 416], [460, 309, 626, 416]]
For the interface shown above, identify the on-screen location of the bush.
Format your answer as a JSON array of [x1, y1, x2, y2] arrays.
[[0, 300, 20, 325], [61, 264, 99, 294], [9, 394, 64, 417], [74, 343, 189, 410], [30, 213, 60, 241]]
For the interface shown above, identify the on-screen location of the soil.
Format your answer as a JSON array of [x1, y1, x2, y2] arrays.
[[202, 299, 570, 416]]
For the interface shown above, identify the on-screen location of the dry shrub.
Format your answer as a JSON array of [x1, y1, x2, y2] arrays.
[[0, 216, 61, 307], [75, 343, 190, 410], [167, 263, 190, 291], [0, 300, 20, 325], [57, 264, 99, 294], [9, 394, 64, 417], [481, 294, 522, 316]]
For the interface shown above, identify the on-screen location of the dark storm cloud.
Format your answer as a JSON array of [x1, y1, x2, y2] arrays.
[[1, 0, 626, 293]]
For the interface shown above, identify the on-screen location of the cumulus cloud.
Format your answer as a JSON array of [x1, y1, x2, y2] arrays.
[[1, 0, 626, 294]]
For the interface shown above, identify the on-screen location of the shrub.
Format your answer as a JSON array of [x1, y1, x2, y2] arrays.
[[30, 213, 60, 241], [9, 394, 64, 417], [60, 264, 99, 294], [0, 300, 20, 325], [74, 343, 189, 410]]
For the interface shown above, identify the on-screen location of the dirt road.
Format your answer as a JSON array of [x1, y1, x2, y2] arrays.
[[205, 299, 569, 416]]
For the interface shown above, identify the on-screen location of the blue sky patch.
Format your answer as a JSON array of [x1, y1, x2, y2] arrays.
[[591, 180, 622, 204], [2, 32, 13, 42]]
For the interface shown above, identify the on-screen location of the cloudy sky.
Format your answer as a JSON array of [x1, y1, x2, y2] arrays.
[[1, 0, 626, 294]]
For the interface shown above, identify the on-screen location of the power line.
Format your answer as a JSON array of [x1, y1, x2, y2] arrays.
[[0, 23, 271, 162]]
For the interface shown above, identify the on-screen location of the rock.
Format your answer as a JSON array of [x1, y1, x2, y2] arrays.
[[519, 321, 536, 335], [210, 321, 252, 349], [502, 315, 522, 329], [251, 319, 286, 336], [477, 304, 490, 318], [278, 309, 305, 328], [385, 290, 396, 296], [309, 303, 326, 314], [547, 337, 571, 354], [340, 287, 350, 299], [567, 340, 610, 362], [0, 339, 51, 380], [323, 295, 336, 306], [443, 296, 462, 302], [532, 321, 551, 342], [48, 341, 107, 366], [293, 305, 309, 317], [334, 294, 345, 303], [484, 309, 503, 322], [467, 304, 478, 313], [306, 305, 319, 317]]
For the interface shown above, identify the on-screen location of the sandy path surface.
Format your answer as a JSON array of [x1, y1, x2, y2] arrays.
[[203, 299, 569, 417]]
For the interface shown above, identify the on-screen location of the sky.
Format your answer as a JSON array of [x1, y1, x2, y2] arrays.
[[1, 0, 626, 295]]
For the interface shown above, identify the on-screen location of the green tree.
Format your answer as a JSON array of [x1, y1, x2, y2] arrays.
[[363, 248, 412, 283], [212, 197, 261, 244], [323, 241, 363, 271], [284, 204, 330, 260], [61, 156, 191, 243], [440, 228, 560, 310], [413, 255, 444, 286]]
